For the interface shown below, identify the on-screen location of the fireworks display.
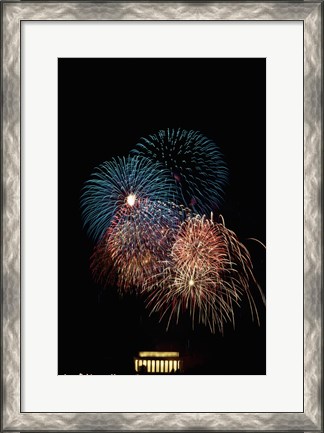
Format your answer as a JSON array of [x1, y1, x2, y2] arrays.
[[81, 129, 265, 334], [81, 155, 178, 242], [90, 199, 185, 292], [131, 128, 228, 214], [144, 215, 262, 333]]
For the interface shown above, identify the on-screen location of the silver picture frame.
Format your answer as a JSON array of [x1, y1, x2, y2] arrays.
[[1, 1, 322, 431]]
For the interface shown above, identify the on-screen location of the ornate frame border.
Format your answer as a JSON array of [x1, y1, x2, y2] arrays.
[[1, 2, 322, 431]]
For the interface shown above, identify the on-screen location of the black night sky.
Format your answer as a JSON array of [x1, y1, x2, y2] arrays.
[[58, 58, 266, 375]]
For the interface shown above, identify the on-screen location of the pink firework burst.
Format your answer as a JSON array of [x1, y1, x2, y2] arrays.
[[145, 215, 265, 333], [90, 199, 183, 293]]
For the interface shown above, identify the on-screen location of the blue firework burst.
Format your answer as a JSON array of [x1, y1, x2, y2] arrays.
[[81, 155, 179, 242], [131, 128, 228, 215]]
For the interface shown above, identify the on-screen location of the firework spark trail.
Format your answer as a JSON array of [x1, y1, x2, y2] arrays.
[[144, 215, 264, 333], [90, 199, 187, 293], [81, 155, 179, 242], [131, 128, 228, 215]]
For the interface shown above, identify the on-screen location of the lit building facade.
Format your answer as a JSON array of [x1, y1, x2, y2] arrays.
[[134, 351, 182, 374]]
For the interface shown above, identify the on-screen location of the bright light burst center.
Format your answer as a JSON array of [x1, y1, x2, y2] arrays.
[[127, 194, 136, 207], [189, 278, 195, 287]]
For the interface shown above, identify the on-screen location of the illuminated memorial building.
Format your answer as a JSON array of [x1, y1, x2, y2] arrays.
[[134, 351, 182, 374]]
